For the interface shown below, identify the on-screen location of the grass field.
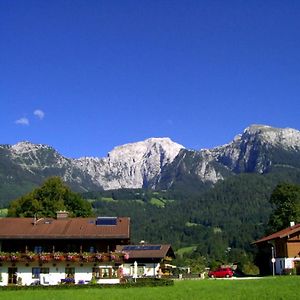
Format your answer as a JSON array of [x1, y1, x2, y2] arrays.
[[176, 245, 197, 256], [0, 277, 299, 300], [0, 209, 8, 217]]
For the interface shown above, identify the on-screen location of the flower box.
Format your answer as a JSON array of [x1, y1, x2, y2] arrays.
[[39, 255, 51, 262], [25, 253, 38, 261], [95, 254, 102, 261], [0, 255, 7, 261], [37, 253, 52, 262], [101, 255, 110, 262], [80, 253, 94, 262], [52, 252, 65, 261], [53, 254, 65, 261], [10, 253, 21, 262], [66, 253, 80, 262]]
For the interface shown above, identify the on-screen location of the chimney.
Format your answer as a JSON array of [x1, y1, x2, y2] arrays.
[[56, 211, 69, 219], [290, 221, 295, 227]]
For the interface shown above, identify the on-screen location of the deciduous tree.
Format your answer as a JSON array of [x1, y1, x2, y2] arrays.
[[268, 182, 300, 232], [8, 177, 92, 217]]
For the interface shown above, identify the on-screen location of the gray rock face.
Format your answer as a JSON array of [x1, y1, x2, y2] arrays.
[[155, 125, 300, 187], [211, 125, 300, 174], [2, 125, 300, 197], [1, 138, 184, 192], [74, 138, 184, 189]]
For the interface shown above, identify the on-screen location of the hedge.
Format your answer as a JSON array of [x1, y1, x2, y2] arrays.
[[0, 278, 174, 291]]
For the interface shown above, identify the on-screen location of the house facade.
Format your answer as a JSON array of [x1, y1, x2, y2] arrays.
[[116, 244, 175, 278], [254, 223, 300, 275], [0, 212, 130, 285]]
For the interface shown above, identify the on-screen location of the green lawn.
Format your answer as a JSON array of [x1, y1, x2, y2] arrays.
[[176, 245, 197, 256], [0, 209, 8, 217], [0, 277, 299, 300], [150, 198, 165, 207]]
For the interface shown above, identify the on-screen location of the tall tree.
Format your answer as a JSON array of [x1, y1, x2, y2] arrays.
[[268, 182, 300, 232], [8, 177, 92, 217]]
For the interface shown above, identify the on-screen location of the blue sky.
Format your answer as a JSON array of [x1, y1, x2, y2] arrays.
[[1, 0, 300, 158]]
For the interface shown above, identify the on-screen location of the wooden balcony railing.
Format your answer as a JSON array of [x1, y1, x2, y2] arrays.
[[0, 251, 130, 263]]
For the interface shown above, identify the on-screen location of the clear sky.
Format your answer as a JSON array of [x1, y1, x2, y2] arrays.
[[1, 0, 300, 158]]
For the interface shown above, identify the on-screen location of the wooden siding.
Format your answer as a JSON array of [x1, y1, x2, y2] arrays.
[[287, 241, 300, 257], [275, 239, 287, 258]]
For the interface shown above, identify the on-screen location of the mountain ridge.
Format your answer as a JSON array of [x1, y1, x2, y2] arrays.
[[1, 124, 300, 204]]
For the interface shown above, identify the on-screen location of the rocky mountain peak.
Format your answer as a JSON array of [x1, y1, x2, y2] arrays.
[[11, 141, 52, 154], [74, 137, 184, 190], [242, 124, 300, 150], [2, 125, 300, 201], [207, 125, 300, 175], [107, 137, 184, 161], [243, 124, 273, 135]]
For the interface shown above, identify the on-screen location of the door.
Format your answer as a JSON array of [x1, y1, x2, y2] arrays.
[[295, 261, 300, 275], [8, 267, 18, 284]]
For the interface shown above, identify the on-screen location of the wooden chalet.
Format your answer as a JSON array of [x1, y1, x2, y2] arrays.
[[0, 212, 130, 285], [116, 244, 175, 277], [253, 223, 300, 275]]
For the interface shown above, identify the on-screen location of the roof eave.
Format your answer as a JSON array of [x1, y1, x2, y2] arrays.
[[0, 235, 130, 240]]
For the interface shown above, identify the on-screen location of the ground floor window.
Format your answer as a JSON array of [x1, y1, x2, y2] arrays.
[[92, 267, 118, 279], [8, 267, 17, 284], [32, 267, 49, 279], [138, 266, 145, 276], [92, 267, 101, 279], [65, 267, 75, 279]]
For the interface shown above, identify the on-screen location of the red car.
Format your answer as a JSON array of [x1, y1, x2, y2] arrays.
[[208, 267, 234, 278]]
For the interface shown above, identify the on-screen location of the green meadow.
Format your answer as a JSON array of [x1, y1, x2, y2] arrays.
[[0, 209, 8, 217], [0, 277, 299, 300]]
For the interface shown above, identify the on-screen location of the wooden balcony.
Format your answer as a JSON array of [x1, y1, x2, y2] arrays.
[[0, 251, 130, 263]]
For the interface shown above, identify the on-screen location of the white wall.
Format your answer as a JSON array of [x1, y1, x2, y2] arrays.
[[0, 266, 7, 286], [275, 257, 300, 274], [14, 263, 66, 286], [0, 262, 122, 286], [73, 265, 93, 284]]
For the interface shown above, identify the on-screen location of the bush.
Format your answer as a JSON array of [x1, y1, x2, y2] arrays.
[[0, 278, 174, 291], [242, 262, 260, 276], [283, 268, 296, 275]]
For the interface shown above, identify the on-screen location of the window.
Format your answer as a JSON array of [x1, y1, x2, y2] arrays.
[[92, 267, 100, 279], [138, 266, 145, 276], [32, 267, 49, 279], [65, 267, 75, 278], [34, 246, 43, 254], [100, 268, 111, 278], [8, 267, 17, 284], [92, 267, 117, 279]]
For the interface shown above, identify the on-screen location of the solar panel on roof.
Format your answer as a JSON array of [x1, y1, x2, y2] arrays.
[[123, 245, 161, 251], [96, 217, 117, 226]]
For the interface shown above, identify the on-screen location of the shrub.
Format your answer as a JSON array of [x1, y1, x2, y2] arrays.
[[0, 278, 173, 291], [242, 262, 260, 276], [283, 268, 296, 275]]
